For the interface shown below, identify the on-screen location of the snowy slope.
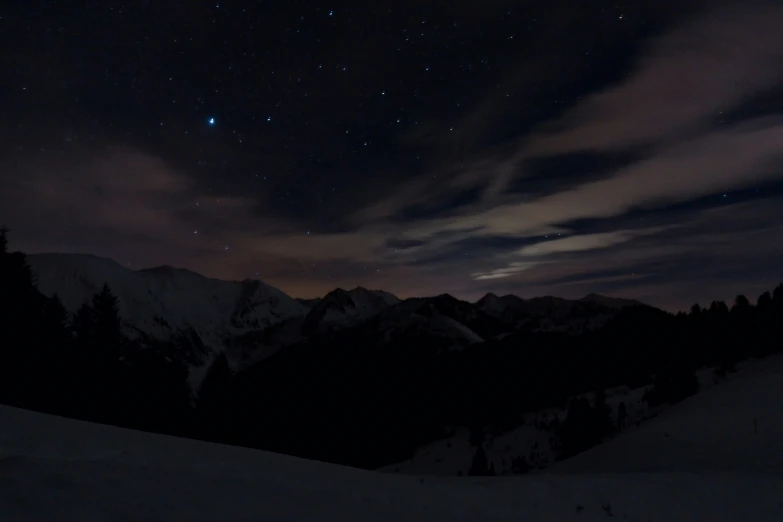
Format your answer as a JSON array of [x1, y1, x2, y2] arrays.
[[360, 296, 494, 348], [27, 254, 309, 368], [377, 307, 485, 346], [551, 354, 783, 473], [224, 317, 307, 372], [379, 360, 772, 477], [1, 405, 781, 521], [380, 383, 655, 476]]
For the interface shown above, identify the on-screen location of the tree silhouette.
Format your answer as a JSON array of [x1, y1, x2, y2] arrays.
[[469, 424, 484, 446], [617, 401, 627, 430], [593, 389, 615, 439], [0, 226, 8, 255], [194, 352, 233, 441], [774, 284, 783, 305], [91, 283, 125, 360], [468, 445, 491, 476], [39, 293, 73, 405], [709, 300, 729, 315], [732, 295, 751, 312], [0, 229, 50, 408], [757, 292, 772, 310], [558, 397, 595, 458]]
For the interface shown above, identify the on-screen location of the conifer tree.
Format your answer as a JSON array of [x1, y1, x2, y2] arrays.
[[468, 444, 490, 476], [91, 283, 124, 359], [617, 401, 627, 430], [593, 389, 615, 439], [0, 226, 8, 255]]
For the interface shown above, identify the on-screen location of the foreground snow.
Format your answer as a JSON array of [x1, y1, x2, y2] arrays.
[[1, 404, 781, 521], [381, 360, 760, 476]]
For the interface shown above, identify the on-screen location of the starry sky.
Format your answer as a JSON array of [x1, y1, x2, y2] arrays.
[[2, 0, 783, 311]]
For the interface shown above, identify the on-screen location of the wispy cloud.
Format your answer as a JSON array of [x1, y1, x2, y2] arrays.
[[515, 229, 667, 257], [472, 262, 538, 281], [525, 3, 783, 156]]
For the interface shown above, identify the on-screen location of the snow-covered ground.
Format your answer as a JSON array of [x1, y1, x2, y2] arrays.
[[380, 364, 742, 476], [551, 354, 783, 473], [2, 357, 782, 520], [380, 383, 656, 476]]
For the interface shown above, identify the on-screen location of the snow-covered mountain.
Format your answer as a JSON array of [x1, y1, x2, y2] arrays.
[[27, 254, 309, 374], [476, 292, 642, 333], [301, 287, 400, 334], [25, 253, 647, 385], [2, 353, 781, 521], [224, 317, 307, 372], [370, 299, 486, 348], [474, 293, 528, 324], [383, 294, 509, 342]]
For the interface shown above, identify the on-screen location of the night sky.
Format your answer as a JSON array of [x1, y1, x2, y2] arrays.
[[3, 1, 783, 311]]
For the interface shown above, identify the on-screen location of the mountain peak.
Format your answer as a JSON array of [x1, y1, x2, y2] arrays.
[[432, 293, 459, 303], [302, 287, 399, 334], [26, 252, 309, 387], [476, 292, 501, 305]]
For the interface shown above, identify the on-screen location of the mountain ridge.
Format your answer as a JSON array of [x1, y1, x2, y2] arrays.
[[26, 253, 310, 383], [25, 251, 648, 385]]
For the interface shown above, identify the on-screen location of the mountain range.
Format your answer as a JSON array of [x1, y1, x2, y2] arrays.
[[27, 253, 643, 385]]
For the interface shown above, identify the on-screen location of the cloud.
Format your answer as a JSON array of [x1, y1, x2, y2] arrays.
[[236, 230, 389, 264], [400, 117, 783, 244], [487, 197, 783, 309], [525, 3, 783, 156], [349, 2, 783, 255], [472, 262, 537, 281], [516, 230, 655, 257], [7, 147, 192, 232], [405, 2, 783, 209], [473, 227, 669, 281], [0, 146, 270, 269], [549, 272, 656, 288]]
